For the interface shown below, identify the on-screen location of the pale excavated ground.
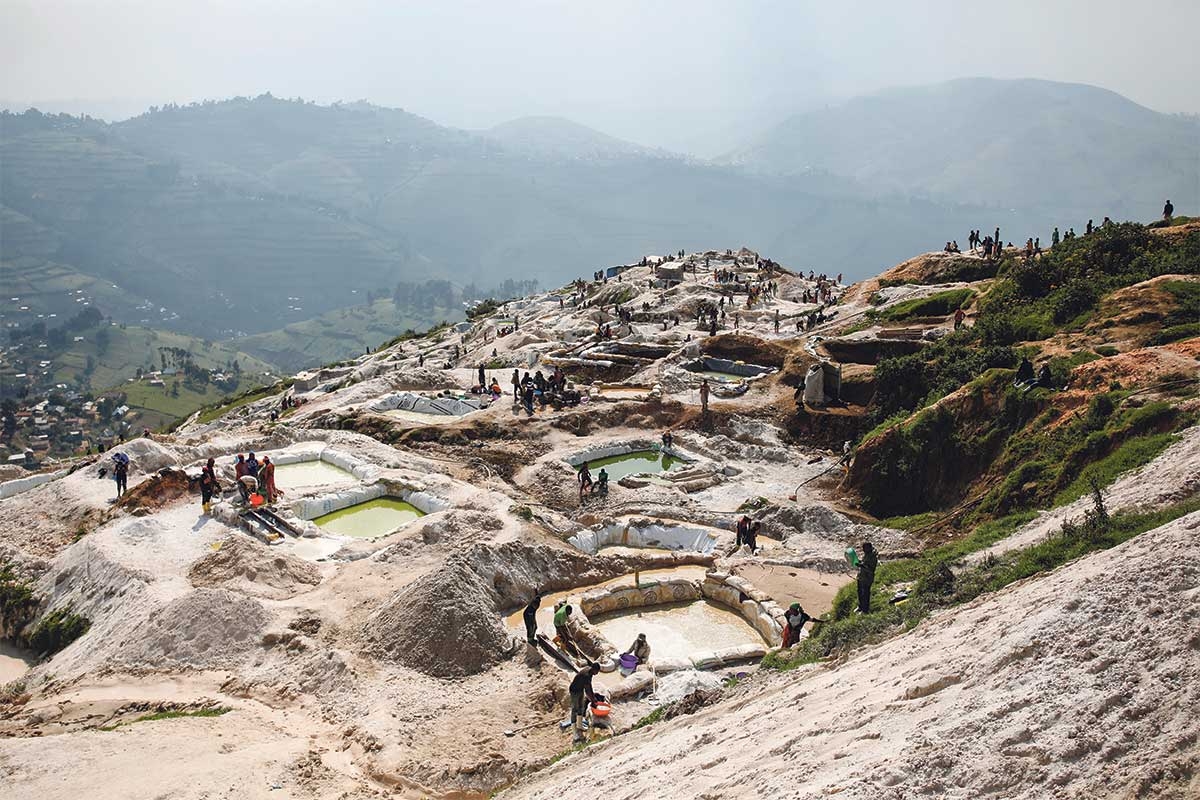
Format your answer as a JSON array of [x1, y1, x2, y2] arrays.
[[502, 511, 1200, 800], [2, 246, 1196, 800]]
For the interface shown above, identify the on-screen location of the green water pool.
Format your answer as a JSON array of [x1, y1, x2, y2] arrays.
[[576, 450, 682, 482], [275, 460, 356, 490], [312, 497, 425, 539]]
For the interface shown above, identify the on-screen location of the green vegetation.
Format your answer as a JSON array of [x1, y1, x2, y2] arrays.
[[871, 333, 1015, 420], [632, 707, 667, 730], [190, 379, 293, 426], [857, 224, 1200, 519], [0, 559, 37, 620], [977, 397, 1195, 517], [981, 224, 1200, 345], [237, 298, 461, 374], [133, 707, 230, 723], [873, 288, 974, 322], [28, 607, 91, 656], [101, 707, 231, 731], [1149, 323, 1200, 345], [1052, 432, 1179, 506], [765, 491, 1200, 671]]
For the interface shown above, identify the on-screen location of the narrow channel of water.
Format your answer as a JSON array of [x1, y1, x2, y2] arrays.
[[313, 497, 425, 539]]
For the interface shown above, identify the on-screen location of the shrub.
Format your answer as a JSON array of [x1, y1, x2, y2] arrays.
[[28, 608, 91, 656]]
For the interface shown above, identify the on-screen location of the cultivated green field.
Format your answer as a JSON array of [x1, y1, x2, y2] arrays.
[[235, 297, 460, 373]]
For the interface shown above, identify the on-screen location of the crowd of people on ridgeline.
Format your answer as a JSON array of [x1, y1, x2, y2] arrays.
[[958, 202, 1175, 265]]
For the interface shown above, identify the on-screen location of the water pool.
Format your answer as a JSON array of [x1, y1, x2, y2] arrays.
[[274, 460, 357, 490], [693, 369, 747, 383], [312, 497, 425, 539], [590, 600, 764, 662], [577, 450, 682, 482]]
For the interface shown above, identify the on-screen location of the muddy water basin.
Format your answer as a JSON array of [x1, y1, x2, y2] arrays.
[[590, 600, 765, 662], [312, 497, 425, 539], [274, 460, 357, 491], [692, 369, 748, 383], [578, 450, 681, 482]]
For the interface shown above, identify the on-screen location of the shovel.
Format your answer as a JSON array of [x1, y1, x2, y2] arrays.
[[504, 718, 558, 737]]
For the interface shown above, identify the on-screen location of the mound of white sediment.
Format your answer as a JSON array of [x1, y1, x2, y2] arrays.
[[761, 504, 909, 555], [365, 558, 513, 678], [504, 511, 1200, 800], [123, 588, 272, 669], [364, 539, 639, 677], [188, 535, 323, 599]]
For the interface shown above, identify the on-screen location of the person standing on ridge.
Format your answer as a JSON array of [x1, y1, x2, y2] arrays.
[[200, 457, 219, 515], [699, 379, 710, 415], [112, 455, 128, 499], [1164, 199, 1174, 222], [856, 542, 879, 613]]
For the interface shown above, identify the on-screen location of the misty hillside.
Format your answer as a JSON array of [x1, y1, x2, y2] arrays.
[[726, 78, 1198, 218], [481, 116, 658, 159], [2, 95, 1015, 347]]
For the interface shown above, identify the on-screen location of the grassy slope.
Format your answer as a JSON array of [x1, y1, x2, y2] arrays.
[[234, 297, 461, 373], [50, 323, 276, 391]]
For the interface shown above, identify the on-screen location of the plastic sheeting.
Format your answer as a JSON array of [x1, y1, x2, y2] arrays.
[[366, 392, 481, 417], [570, 522, 720, 555]]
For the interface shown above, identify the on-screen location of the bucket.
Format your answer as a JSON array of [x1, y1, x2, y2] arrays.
[[590, 701, 612, 718], [250, 493, 265, 507], [618, 653, 639, 673]]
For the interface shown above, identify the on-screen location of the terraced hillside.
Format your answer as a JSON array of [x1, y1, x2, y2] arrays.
[[2, 100, 1029, 352]]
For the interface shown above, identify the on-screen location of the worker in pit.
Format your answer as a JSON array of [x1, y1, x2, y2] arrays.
[[522, 589, 543, 645], [553, 603, 576, 652], [568, 663, 601, 744], [622, 633, 651, 667]]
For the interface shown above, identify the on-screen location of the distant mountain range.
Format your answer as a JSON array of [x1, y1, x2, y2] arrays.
[[1, 94, 1013, 342], [2, 78, 1192, 360], [723, 78, 1198, 218], [480, 116, 661, 160]]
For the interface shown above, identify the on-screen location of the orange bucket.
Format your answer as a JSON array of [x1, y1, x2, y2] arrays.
[[590, 701, 611, 717], [249, 493, 265, 506]]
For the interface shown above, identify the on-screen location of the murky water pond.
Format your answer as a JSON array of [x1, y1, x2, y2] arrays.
[[274, 460, 356, 490], [692, 369, 747, 383], [577, 450, 681, 482], [596, 545, 675, 557], [590, 600, 764, 662], [313, 497, 425, 539]]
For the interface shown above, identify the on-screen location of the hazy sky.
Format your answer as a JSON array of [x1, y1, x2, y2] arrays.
[[3, 0, 1198, 155]]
